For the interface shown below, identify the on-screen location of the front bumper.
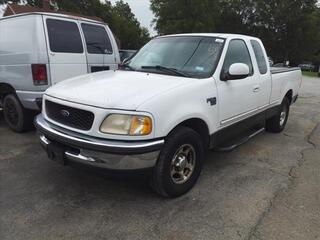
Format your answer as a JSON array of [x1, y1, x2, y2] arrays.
[[35, 114, 164, 170]]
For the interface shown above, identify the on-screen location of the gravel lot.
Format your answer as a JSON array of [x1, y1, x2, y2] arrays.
[[1, 76, 319, 240]]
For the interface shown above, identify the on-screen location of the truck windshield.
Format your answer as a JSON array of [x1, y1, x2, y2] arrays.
[[127, 36, 225, 78]]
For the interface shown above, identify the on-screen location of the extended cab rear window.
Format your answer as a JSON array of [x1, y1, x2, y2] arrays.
[[81, 23, 113, 54], [250, 40, 268, 74], [46, 19, 83, 53]]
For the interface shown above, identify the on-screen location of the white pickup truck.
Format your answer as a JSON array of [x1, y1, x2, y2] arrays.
[[35, 34, 302, 197]]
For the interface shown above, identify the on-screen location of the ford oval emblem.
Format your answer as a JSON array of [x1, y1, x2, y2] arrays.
[[60, 110, 70, 117]]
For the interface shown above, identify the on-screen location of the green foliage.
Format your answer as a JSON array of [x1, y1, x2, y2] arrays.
[[0, 0, 45, 6], [55, 0, 113, 21], [150, 0, 217, 34], [151, 0, 320, 66], [1, 0, 150, 49], [249, 0, 320, 65], [111, 0, 150, 49], [302, 71, 320, 78]]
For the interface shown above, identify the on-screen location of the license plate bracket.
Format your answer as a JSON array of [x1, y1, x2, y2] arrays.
[[47, 143, 65, 165]]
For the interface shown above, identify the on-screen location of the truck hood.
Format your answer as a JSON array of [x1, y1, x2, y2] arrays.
[[45, 70, 194, 110]]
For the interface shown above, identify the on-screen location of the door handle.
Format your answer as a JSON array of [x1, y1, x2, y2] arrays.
[[253, 86, 260, 92]]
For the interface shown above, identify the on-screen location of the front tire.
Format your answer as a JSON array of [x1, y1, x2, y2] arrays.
[[266, 97, 290, 133], [3, 94, 34, 132], [150, 126, 205, 198]]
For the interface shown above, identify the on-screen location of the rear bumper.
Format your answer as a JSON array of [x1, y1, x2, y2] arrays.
[[16, 90, 44, 110], [35, 114, 164, 170]]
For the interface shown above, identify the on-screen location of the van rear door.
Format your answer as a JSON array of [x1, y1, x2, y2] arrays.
[[43, 16, 87, 85], [80, 22, 118, 73]]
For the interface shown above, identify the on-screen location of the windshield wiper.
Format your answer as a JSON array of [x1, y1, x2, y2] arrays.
[[141, 65, 189, 77], [121, 63, 136, 71]]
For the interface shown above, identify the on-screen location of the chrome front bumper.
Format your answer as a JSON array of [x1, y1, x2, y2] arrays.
[[35, 114, 164, 170]]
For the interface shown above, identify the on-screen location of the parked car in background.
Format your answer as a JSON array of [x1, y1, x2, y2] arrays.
[[298, 63, 315, 71], [0, 12, 120, 132], [35, 34, 302, 197], [119, 49, 137, 62]]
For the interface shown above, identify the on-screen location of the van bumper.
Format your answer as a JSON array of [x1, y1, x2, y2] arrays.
[[34, 114, 164, 171], [16, 90, 44, 110]]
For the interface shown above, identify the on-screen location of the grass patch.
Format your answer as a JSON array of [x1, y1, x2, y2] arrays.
[[302, 71, 319, 78]]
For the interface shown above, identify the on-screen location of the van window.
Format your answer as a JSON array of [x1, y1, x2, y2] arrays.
[[81, 23, 113, 54], [46, 19, 83, 53], [250, 40, 268, 74], [221, 39, 253, 79]]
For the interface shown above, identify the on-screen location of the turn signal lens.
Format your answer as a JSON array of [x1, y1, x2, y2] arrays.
[[100, 114, 152, 136], [129, 116, 152, 136]]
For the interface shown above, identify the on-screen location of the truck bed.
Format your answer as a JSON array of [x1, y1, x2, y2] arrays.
[[270, 67, 301, 74], [269, 67, 302, 104]]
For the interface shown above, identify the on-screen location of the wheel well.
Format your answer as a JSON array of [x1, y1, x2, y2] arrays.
[[175, 118, 210, 147], [0, 83, 15, 101], [285, 90, 293, 104]]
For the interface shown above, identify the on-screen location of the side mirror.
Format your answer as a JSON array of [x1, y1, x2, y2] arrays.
[[222, 63, 250, 81]]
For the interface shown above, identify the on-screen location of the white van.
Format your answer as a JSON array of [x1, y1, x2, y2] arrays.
[[0, 12, 120, 132]]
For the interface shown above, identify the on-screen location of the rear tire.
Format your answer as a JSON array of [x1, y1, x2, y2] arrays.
[[266, 97, 290, 133], [150, 126, 205, 198], [3, 94, 34, 132]]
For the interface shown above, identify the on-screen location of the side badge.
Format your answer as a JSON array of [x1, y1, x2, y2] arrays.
[[207, 97, 217, 106]]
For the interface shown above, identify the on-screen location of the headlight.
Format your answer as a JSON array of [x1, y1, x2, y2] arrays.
[[100, 114, 152, 136]]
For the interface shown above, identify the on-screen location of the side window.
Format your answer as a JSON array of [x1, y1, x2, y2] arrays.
[[46, 19, 83, 53], [221, 39, 253, 79], [81, 23, 113, 54], [250, 40, 268, 74]]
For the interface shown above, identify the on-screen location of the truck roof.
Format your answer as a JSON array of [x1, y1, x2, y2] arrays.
[[0, 12, 104, 24], [158, 33, 261, 41]]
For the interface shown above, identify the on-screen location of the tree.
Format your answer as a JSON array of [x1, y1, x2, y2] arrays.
[[150, 0, 320, 66], [150, 0, 218, 35], [0, 0, 45, 6], [247, 0, 320, 65], [53, 0, 114, 34], [111, 0, 150, 49]]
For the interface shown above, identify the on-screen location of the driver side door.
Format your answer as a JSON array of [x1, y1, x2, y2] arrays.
[[216, 39, 260, 127]]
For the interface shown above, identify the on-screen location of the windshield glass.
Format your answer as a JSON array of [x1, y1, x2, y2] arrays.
[[127, 36, 225, 78]]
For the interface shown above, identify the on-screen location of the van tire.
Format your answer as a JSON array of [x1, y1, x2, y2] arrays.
[[150, 126, 205, 198], [3, 94, 34, 132], [266, 97, 290, 133]]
